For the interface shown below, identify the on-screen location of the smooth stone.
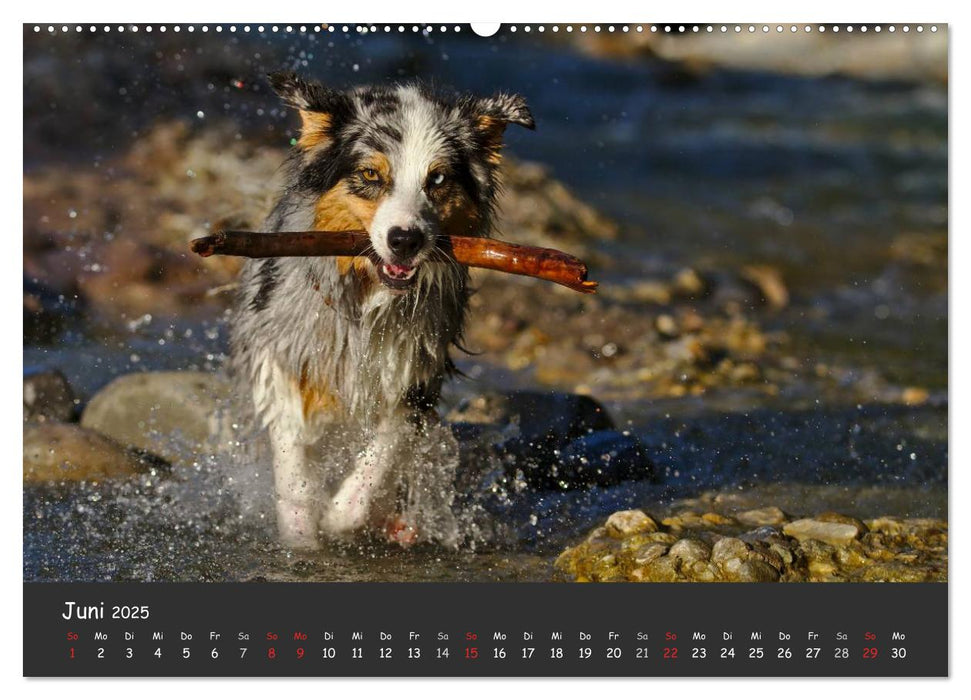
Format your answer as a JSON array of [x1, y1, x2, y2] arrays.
[[446, 390, 614, 443], [604, 509, 659, 538], [633, 542, 669, 565], [739, 526, 783, 544], [736, 506, 788, 527], [711, 536, 750, 563], [701, 512, 736, 526], [668, 538, 712, 564], [81, 371, 230, 463], [748, 545, 786, 572], [24, 422, 168, 483], [784, 518, 861, 546], [816, 511, 869, 535], [24, 368, 75, 422], [642, 555, 680, 582], [722, 557, 781, 582]]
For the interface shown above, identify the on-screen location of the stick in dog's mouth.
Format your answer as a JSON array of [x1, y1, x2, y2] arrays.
[[190, 230, 599, 294]]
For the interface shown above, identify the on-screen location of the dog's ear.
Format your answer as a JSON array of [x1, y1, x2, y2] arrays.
[[268, 71, 352, 149], [471, 92, 535, 164], [476, 93, 535, 130]]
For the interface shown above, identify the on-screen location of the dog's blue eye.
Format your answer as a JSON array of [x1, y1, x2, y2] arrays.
[[429, 172, 446, 187]]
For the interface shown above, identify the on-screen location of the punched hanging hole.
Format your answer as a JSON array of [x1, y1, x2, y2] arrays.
[[471, 23, 500, 37]]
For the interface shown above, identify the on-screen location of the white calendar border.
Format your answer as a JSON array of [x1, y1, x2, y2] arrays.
[[3, 0, 965, 697]]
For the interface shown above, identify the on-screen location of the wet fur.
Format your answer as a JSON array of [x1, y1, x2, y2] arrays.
[[229, 72, 533, 548]]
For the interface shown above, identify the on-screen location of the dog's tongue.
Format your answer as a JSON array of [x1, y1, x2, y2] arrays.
[[387, 263, 412, 275], [384, 263, 414, 278]]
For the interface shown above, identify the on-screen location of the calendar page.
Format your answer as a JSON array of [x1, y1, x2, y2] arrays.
[[22, 20, 948, 678]]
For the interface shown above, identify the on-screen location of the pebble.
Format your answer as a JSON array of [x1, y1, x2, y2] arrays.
[[668, 538, 711, 563], [816, 511, 869, 535], [605, 510, 659, 538], [736, 506, 788, 527], [655, 314, 680, 338], [711, 537, 750, 563], [783, 518, 861, 546], [633, 543, 669, 565]]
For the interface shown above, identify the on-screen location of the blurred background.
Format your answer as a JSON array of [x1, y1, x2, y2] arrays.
[[23, 25, 948, 583]]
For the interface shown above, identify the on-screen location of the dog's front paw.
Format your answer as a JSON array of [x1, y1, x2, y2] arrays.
[[277, 501, 320, 550], [320, 497, 370, 534], [384, 516, 419, 547]]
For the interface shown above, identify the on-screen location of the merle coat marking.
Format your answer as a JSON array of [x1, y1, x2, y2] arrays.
[[229, 72, 534, 548]]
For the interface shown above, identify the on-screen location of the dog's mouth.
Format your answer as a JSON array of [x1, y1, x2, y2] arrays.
[[376, 261, 419, 292]]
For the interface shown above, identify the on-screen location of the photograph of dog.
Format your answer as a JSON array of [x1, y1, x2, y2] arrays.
[[231, 73, 534, 548], [24, 26, 946, 584]]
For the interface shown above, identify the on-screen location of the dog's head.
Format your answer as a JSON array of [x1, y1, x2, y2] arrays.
[[269, 71, 534, 293]]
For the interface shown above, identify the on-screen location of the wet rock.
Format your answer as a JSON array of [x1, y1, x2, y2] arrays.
[[736, 506, 788, 527], [711, 537, 750, 563], [668, 538, 711, 564], [739, 526, 783, 545], [867, 517, 910, 536], [748, 544, 787, 572], [800, 539, 839, 579], [701, 512, 736, 527], [447, 390, 613, 439], [590, 554, 623, 582], [632, 542, 669, 565], [783, 518, 861, 546], [722, 558, 781, 583], [24, 368, 75, 423], [448, 391, 651, 491], [81, 371, 231, 463], [662, 511, 732, 532], [635, 556, 680, 582], [816, 512, 869, 536], [605, 510, 658, 538], [24, 422, 168, 483]]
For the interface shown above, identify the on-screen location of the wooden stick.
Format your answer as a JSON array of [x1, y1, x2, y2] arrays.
[[191, 230, 598, 294]]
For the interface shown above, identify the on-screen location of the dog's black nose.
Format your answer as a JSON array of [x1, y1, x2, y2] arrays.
[[386, 227, 424, 260]]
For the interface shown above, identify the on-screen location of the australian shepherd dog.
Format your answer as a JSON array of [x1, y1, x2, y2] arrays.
[[229, 72, 534, 549]]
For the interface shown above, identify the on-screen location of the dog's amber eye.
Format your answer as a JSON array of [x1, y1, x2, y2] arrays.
[[360, 168, 381, 183]]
